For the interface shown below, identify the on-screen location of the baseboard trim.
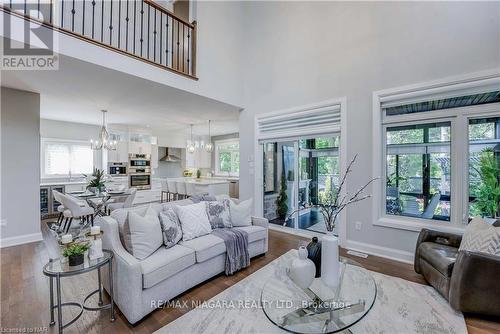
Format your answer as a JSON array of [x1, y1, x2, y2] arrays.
[[0, 232, 43, 248], [344, 239, 414, 264]]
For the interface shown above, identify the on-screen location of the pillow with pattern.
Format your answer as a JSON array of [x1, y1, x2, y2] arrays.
[[459, 217, 500, 256], [159, 208, 183, 248], [205, 199, 232, 229]]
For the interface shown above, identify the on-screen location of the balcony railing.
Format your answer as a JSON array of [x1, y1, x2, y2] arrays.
[[1, 0, 197, 79]]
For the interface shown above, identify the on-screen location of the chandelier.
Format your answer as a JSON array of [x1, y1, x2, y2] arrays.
[[205, 120, 214, 153], [187, 124, 195, 154], [90, 110, 117, 151]]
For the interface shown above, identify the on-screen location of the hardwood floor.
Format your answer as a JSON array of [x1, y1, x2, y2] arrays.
[[1, 225, 499, 333]]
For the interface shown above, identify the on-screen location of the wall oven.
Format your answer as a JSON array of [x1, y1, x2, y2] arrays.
[[108, 162, 127, 175], [129, 154, 151, 190], [129, 173, 151, 190], [129, 154, 151, 167]]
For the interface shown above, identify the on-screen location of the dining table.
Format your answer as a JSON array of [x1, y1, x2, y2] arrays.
[[67, 190, 132, 218]]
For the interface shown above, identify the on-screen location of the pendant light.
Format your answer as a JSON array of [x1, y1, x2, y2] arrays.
[[205, 120, 214, 153], [90, 110, 117, 151], [187, 124, 196, 154]]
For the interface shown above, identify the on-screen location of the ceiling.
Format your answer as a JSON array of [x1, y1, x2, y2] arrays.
[[1, 54, 241, 136]]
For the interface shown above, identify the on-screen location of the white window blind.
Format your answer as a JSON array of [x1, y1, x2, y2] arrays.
[[43, 140, 93, 177]]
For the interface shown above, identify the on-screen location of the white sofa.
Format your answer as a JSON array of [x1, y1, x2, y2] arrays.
[[96, 199, 269, 324]]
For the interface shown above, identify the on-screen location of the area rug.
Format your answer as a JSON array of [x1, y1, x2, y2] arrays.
[[155, 250, 466, 334]]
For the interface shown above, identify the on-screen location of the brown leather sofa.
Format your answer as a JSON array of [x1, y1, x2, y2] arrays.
[[414, 227, 500, 316]]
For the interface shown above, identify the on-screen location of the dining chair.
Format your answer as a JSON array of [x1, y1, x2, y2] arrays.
[[176, 181, 187, 200], [59, 193, 95, 233], [107, 188, 137, 213], [51, 190, 66, 233], [167, 179, 178, 201]]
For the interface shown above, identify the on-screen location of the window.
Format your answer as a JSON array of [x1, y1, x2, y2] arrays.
[[374, 81, 500, 230], [215, 139, 239, 176], [42, 139, 94, 178], [385, 122, 451, 221]]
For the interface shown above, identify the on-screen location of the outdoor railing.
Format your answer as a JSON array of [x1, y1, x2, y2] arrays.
[[1, 0, 197, 79]]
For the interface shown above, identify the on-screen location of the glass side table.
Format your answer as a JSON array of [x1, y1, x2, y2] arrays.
[[261, 256, 376, 334], [43, 250, 115, 333]]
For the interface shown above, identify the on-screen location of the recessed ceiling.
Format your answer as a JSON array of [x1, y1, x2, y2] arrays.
[[1, 53, 241, 136]]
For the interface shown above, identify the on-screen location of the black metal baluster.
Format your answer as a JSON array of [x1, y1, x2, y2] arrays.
[[177, 21, 181, 69], [166, 16, 169, 67], [49, 0, 53, 24], [118, 0, 121, 48], [140, 0, 144, 57], [159, 13, 162, 65], [101, 0, 104, 42], [71, 0, 75, 32], [125, 0, 129, 51], [182, 24, 185, 73], [61, 0, 64, 28], [187, 27, 191, 75], [24, 0, 26, 15], [37, 0, 40, 19], [153, 8, 156, 62], [147, 4, 150, 59], [133, 0, 137, 54], [171, 16, 174, 68], [91, 0, 95, 38], [82, 0, 85, 35], [109, 0, 113, 45]]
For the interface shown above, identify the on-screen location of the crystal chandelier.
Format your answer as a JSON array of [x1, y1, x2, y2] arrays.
[[205, 120, 214, 153], [187, 124, 195, 154], [90, 110, 117, 151]]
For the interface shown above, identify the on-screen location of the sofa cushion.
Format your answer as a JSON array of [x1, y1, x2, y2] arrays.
[[176, 202, 212, 241], [459, 217, 500, 255], [230, 199, 252, 227], [233, 225, 267, 243], [159, 208, 183, 248], [419, 242, 458, 277], [123, 208, 163, 260], [205, 200, 232, 229], [140, 245, 196, 289], [180, 234, 226, 263]]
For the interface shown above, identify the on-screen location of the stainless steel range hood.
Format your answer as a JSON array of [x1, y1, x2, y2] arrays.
[[159, 147, 181, 162]]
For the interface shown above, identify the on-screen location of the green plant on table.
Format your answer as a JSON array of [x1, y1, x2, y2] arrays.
[[62, 242, 90, 258], [84, 168, 106, 192]]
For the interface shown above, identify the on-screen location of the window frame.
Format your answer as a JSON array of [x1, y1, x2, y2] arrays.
[[41, 138, 95, 179], [214, 138, 240, 177], [372, 72, 500, 234]]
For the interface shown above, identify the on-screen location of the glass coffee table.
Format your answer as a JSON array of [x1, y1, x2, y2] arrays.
[[261, 256, 376, 333]]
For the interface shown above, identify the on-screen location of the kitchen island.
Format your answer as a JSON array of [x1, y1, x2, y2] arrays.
[[186, 178, 230, 196]]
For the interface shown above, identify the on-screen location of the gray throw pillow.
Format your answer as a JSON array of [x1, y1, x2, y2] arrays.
[[123, 207, 163, 260], [205, 199, 232, 229], [459, 217, 500, 256], [190, 194, 217, 203], [159, 208, 183, 248]]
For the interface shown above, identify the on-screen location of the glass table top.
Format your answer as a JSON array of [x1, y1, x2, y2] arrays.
[[43, 250, 112, 277], [261, 255, 376, 333]]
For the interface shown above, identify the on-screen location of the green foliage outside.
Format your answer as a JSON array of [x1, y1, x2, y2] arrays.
[[470, 149, 500, 218], [276, 169, 288, 218]]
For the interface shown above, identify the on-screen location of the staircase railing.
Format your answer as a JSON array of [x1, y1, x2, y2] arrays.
[[1, 0, 197, 79]]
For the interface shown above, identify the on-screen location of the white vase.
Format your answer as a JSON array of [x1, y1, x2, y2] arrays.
[[321, 231, 340, 288], [289, 246, 315, 289]]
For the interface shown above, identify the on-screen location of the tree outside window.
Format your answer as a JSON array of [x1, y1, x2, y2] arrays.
[[215, 139, 239, 176]]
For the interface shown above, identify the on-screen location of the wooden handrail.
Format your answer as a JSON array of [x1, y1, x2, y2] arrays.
[[0, 1, 197, 79], [143, 0, 195, 29]]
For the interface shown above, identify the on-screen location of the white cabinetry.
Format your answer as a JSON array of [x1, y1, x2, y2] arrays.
[[108, 141, 129, 162], [184, 149, 211, 169], [128, 141, 151, 155], [151, 144, 158, 169], [65, 183, 86, 193]]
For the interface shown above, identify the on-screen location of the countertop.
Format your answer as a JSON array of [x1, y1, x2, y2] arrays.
[[40, 180, 87, 187]]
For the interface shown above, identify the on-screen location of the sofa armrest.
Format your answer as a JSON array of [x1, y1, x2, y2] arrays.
[[251, 216, 269, 229], [414, 228, 462, 273], [96, 216, 139, 267], [449, 250, 500, 316]]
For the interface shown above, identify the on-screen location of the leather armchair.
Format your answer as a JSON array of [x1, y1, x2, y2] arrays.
[[415, 228, 500, 316]]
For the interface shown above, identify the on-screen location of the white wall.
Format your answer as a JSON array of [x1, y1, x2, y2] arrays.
[[238, 1, 500, 261], [1, 88, 42, 247]]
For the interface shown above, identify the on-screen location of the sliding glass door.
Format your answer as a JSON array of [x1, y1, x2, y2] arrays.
[[262, 135, 340, 234]]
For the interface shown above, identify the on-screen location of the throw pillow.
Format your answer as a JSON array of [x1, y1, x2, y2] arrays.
[[459, 217, 500, 255], [205, 200, 232, 229], [190, 194, 217, 203], [176, 202, 212, 241], [230, 199, 253, 227], [123, 207, 163, 260], [159, 208, 183, 248]]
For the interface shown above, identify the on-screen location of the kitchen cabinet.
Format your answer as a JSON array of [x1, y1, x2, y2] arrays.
[[65, 183, 86, 193], [151, 144, 158, 169], [133, 190, 161, 205], [185, 149, 211, 169], [128, 141, 151, 155]]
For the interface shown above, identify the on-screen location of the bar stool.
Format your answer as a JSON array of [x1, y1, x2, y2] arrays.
[[161, 180, 169, 203], [176, 181, 187, 200], [107, 188, 137, 213], [167, 179, 178, 201]]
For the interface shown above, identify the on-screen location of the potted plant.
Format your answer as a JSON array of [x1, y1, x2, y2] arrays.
[[276, 169, 288, 219], [84, 168, 106, 194], [196, 169, 202, 179], [62, 242, 90, 266]]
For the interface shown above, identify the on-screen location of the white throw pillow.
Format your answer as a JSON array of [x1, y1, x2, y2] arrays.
[[176, 202, 212, 241], [459, 217, 500, 256], [122, 207, 163, 260], [230, 199, 253, 227]]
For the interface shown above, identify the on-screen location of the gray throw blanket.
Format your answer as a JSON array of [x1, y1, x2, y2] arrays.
[[211, 228, 250, 275]]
